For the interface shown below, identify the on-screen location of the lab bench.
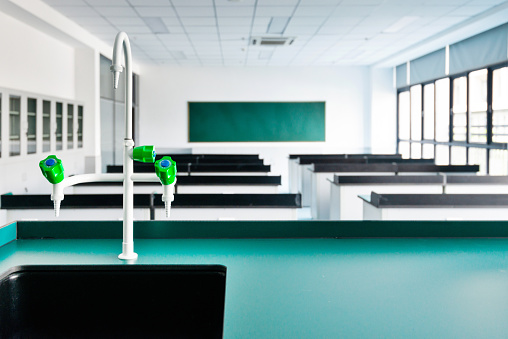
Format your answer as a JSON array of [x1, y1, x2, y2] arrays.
[[2, 220, 508, 338]]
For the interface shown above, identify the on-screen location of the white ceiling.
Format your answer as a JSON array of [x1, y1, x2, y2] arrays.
[[41, 0, 507, 66]]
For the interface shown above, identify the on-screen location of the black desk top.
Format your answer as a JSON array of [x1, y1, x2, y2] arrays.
[[74, 175, 281, 186], [297, 158, 433, 165], [312, 163, 479, 173], [157, 154, 263, 164], [1, 193, 300, 209], [289, 154, 401, 160], [107, 163, 271, 173], [363, 192, 508, 208], [333, 175, 508, 185], [333, 175, 445, 185]]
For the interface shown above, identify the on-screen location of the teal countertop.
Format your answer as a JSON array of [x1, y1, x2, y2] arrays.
[[3, 221, 508, 338]]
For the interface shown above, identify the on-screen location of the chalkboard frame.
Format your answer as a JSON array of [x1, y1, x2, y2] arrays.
[[188, 101, 326, 142]]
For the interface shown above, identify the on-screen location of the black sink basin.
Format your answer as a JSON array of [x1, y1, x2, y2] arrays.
[[0, 265, 226, 339]]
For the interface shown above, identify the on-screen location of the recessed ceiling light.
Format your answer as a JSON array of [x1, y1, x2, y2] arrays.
[[382, 16, 419, 33], [259, 51, 273, 60], [267, 17, 290, 34], [170, 51, 186, 60], [143, 17, 169, 34]]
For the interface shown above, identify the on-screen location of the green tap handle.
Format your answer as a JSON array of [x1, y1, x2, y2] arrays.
[[133, 145, 156, 163], [154, 156, 177, 185], [39, 155, 64, 184]]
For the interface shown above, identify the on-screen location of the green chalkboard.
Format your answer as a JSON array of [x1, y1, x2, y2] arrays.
[[188, 102, 325, 142]]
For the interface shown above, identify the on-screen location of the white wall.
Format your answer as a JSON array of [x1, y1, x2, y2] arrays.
[[139, 65, 376, 191], [0, 10, 84, 196], [370, 67, 397, 154], [140, 65, 369, 149], [0, 11, 75, 97]]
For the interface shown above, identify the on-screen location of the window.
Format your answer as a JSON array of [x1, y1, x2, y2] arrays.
[[435, 145, 449, 165], [489, 149, 508, 175], [398, 141, 410, 159], [9, 96, 20, 156], [43, 100, 51, 152], [468, 69, 488, 143], [67, 104, 74, 149], [56, 102, 63, 150], [435, 78, 450, 142], [411, 143, 422, 159], [423, 84, 435, 140], [422, 144, 434, 159], [27, 98, 37, 154], [452, 76, 467, 141], [78, 105, 83, 148], [398, 91, 410, 141], [493, 67, 508, 143], [468, 148, 487, 174], [397, 66, 507, 174], [450, 146, 467, 165], [410, 85, 422, 142]]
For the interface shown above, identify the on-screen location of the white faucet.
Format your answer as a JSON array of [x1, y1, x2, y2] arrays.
[[40, 32, 177, 260]]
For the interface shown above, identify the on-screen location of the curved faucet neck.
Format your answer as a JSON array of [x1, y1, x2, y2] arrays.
[[111, 31, 133, 140]]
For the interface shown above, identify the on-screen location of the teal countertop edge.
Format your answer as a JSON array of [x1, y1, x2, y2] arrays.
[[3, 220, 508, 240]]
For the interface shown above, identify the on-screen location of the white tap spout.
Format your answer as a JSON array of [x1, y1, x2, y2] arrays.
[[162, 183, 176, 218]]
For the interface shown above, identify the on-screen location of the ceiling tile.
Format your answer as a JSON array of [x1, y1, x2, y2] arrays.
[[171, 0, 213, 5], [299, 0, 341, 5], [293, 6, 335, 17], [257, 0, 299, 5], [216, 6, 254, 17], [44, 0, 87, 5], [165, 25, 185, 33], [255, 6, 295, 17], [317, 26, 352, 34], [134, 6, 176, 17], [86, 0, 130, 6], [340, 0, 383, 4], [76, 16, 111, 25], [95, 6, 138, 16], [175, 6, 215, 17], [285, 25, 320, 35], [42, 0, 505, 67], [188, 34, 220, 41], [128, 0, 170, 5], [217, 17, 252, 26], [186, 26, 218, 33], [219, 26, 251, 33], [214, 0, 255, 5], [253, 17, 271, 26], [114, 25, 152, 33], [331, 5, 377, 17], [180, 17, 217, 25], [447, 5, 493, 16], [53, 6, 98, 16], [108, 16, 146, 25], [289, 17, 326, 25]]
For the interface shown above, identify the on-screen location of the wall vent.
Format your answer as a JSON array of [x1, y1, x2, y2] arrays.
[[251, 36, 295, 46]]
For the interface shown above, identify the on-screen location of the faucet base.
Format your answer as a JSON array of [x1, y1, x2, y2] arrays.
[[118, 242, 138, 260], [118, 252, 138, 260]]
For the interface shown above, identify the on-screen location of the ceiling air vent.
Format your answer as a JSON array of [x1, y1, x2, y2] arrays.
[[251, 36, 295, 46]]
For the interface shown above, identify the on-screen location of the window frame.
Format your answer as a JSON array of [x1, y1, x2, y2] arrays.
[[396, 60, 508, 174]]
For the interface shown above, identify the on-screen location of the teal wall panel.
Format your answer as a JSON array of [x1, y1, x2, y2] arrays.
[[0, 222, 16, 247], [188, 102, 325, 142]]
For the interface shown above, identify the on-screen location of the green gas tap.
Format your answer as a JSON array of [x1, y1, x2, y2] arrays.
[[133, 145, 156, 163], [39, 155, 65, 216], [155, 156, 177, 217], [39, 155, 64, 184]]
